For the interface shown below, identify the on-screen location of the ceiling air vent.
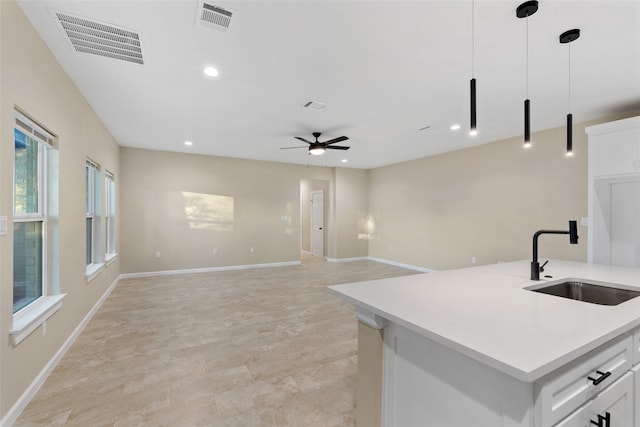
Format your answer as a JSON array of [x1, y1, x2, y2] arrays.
[[53, 11, 144, 65], [302, 101, 326, 111], [196, 2, 234, 32]]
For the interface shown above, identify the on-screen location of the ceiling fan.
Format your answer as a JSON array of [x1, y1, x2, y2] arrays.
[[281, 132, 350, 156]]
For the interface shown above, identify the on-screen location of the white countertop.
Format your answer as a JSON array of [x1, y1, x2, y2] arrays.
[[329, 260, 640, 382]]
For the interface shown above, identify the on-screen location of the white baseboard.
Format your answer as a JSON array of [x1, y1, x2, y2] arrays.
[[1, 276, 120, 427], [366, 257, 436, 273], [326, 256, 369, 263], [120, 260, 301, 279], [324, 255, 435, 273]]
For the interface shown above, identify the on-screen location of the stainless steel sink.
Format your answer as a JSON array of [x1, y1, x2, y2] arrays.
[[526, 279, 640, 306]]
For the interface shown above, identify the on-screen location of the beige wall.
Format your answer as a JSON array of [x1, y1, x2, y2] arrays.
[[1, 0, 120, 419], [368, 112, 640, 271], [120, 148, 368, 273], [335, 168, 369, 259]]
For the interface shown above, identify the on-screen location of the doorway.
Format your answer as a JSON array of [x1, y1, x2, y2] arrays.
[[310, 190, 324, 258], [300, 179, 329, 259]]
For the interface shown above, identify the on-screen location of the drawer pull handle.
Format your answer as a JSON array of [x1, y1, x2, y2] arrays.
[[590, 411, 611, 427], [587, 370, 611, 386]]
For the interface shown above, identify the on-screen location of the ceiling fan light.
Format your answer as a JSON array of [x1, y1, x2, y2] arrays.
[[309, 144, 325, 155]]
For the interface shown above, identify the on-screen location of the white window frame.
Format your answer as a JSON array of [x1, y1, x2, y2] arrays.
[[104, 171, 117, 264], [85, 158, 103, 281], [11, 110, 65, 346]]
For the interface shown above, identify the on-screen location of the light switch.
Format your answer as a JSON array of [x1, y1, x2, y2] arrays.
[[581, 217, 588, 226], [0, 216, 7, 236]]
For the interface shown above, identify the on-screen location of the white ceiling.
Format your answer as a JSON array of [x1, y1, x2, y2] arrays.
[[17, 0, 640, 169]]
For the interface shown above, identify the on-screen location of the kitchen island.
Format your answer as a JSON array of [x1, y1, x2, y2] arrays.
[[329, 260, 640, 427]]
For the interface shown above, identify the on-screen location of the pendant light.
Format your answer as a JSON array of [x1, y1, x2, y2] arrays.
[[469, 0, 477, 136], [560, 28, 580, 157], [516, 1, 538, 148]]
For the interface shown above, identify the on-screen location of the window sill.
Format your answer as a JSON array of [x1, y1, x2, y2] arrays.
[[11, 294, 66, 345], [105, 252, 118, 266], [85, 262, 105, 283]]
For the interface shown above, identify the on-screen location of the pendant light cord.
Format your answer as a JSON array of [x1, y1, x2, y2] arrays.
[[526, 14, 529, 99], [568, 43, 572, 112], [471, 0, 475, 78]]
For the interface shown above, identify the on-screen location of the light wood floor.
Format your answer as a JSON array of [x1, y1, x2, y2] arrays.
[[15, 254, 417, 426]]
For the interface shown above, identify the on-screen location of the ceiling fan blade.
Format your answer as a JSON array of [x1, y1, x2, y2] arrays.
[[294, 136, 312, 144], [280, 146, 307, 150], [326, 145, 350, 150], [324, 136, 349, 145]]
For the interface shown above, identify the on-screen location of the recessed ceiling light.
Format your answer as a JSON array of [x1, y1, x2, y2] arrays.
[[203, 66, 219, 77], [184, 141, 193, 146], [450, 124, 461, 131], [341, 159, 348, 163]]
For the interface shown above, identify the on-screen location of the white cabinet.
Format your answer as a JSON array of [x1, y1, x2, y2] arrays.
[[555, 372, 634, 427], [586, 116, 640, 267], [633, 329, 640, 365], [381, 323, 639, 427]]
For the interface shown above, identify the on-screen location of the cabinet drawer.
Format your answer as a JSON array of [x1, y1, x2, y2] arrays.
[[535, 335, 633, 427]]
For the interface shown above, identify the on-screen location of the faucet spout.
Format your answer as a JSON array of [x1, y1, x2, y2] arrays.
[[530, 220, 579, 280]]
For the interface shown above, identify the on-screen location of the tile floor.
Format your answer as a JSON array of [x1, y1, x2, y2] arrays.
[[15, 254, 417, 426]]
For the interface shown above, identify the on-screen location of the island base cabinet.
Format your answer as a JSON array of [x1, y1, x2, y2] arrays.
[[554, 372, 633, 426], [382, 322, 534, 427], [380, 322, 638, 427]]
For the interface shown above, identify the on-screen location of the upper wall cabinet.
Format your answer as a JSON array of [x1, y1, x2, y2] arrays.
[[586, 117, 640, 267]]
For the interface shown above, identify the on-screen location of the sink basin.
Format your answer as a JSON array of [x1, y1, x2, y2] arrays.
[[526, 278, 640, 306]]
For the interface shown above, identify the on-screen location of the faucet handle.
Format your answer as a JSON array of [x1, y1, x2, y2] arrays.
[[540, 260, 549, 272]]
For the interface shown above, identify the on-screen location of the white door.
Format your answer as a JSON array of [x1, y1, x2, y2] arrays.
[[310, 190, 324, 258], [611, 181, 640, 267]]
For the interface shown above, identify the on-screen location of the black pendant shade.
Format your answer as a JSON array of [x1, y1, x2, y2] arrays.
[[517, 1, 538, 147], [560, 28, 580, 156], [566, 113, 573, 155], [524, 99, 531, 145], [470, 78, 477, 134]]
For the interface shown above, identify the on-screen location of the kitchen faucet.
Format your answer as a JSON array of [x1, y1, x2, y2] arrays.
[[530, 220, 579, 280]]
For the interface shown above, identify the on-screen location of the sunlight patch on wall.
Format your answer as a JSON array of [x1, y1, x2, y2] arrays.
[[358, 213, 376, 240], [181, 191, 234, 231], [284, 202, 293, 235]]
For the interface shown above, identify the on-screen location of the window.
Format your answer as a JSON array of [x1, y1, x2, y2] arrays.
[[13, 121, 47, 313], [11, 110, 63, 346], [105, 171, 116, 261], [85, 159, 102, 277]]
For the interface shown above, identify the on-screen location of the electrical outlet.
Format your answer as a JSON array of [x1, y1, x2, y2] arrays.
[[213, 248, 218, 255], [471, 256, 476, 264], [250, 247, 255, 253], [155, 251, 161, 258], [581, 217, 588, 226]]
